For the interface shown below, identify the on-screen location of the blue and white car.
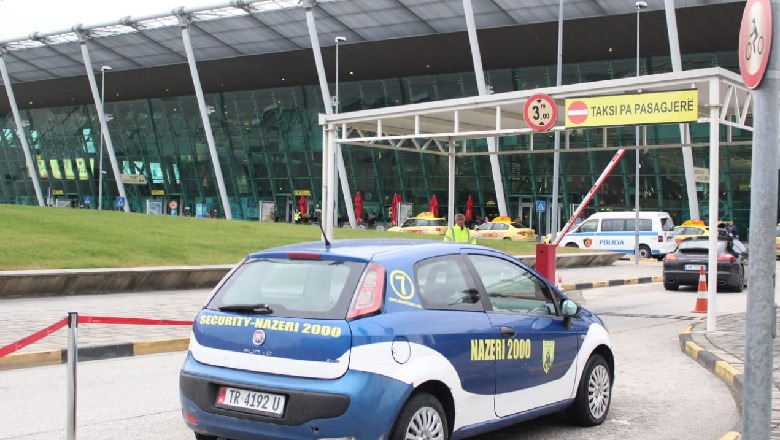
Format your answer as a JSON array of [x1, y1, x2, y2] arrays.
[[180, 239, 614, 440]]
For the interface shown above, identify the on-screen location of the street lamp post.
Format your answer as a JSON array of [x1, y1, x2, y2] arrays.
[[98, 65, 112, 210], [634, 1, 647, 265]]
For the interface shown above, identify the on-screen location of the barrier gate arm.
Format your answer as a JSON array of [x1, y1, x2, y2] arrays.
[[552, 148, 628, 246]]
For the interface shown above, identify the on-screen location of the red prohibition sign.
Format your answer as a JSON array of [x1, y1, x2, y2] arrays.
[[168, 200, 178, 210], [739, 0, 772, 89], [567, 100, 589, 125], [523, 94, 558, 132]]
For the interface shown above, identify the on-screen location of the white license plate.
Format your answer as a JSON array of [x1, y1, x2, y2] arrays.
[[684, 264, 705, 271], [215, 386, 286, 418]]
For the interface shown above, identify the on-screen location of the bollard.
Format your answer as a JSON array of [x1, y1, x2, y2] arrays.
[[535, 244, 557, 284], [67, 312, 78, 440]]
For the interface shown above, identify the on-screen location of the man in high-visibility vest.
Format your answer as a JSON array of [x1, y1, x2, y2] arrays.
[[444, 213, 476, 244]]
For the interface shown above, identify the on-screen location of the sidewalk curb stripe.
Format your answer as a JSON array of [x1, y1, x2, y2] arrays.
[[680, 321, 745, 439], [0, 349, 61, 370], [134, 338, 190, 355]]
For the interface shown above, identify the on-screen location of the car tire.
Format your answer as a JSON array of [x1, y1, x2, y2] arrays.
[[194, 433, 218, 440], [565, 243, 579, 248], [638, 245, 651, 259], [567, 354, 612, 427], [732, 267, 745, 293], [391, 393, 448, 440], [664, 282, 679, 291]]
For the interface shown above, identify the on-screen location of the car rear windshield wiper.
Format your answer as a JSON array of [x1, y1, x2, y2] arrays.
[[218, 303, 273, 314]]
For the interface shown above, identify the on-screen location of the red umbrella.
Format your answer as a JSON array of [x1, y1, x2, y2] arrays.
[[391, 193, 401, 225], [298, 195, 307, 216], [354, 191, 363, 220], [428, 194, 439, 218], [465, 195, 474, 221]]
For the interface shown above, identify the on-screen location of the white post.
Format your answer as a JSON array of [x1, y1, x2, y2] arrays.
[[66, 312, 78, 440], [706, 78, 720, 332]]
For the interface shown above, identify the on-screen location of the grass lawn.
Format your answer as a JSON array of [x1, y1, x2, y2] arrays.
[[0, 205, 578, 270]]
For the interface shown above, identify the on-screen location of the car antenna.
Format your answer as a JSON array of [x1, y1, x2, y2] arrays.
[[318, 221, 332, 247]]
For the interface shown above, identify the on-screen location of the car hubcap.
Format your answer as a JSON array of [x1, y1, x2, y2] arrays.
[[587, 364, 611, 419], [406, 407, 445, 440]]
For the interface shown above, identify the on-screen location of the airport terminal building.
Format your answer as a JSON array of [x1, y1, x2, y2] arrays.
[[0, 0, 754, 237]]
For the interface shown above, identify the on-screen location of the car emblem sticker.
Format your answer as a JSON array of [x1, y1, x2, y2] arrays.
[[387, 270, 422, 309], [252, 329, 266, 346], [584, 238, 593, 248], [543, 340, 555, 374]]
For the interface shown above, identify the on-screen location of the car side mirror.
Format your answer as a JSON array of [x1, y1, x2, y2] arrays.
[[562, 299, 578, 317]]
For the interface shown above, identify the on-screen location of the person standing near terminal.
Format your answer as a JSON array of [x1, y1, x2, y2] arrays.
[[444, 213, 476, 244]]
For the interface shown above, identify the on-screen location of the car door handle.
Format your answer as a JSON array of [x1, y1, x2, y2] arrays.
[[500, 326, 516, 338]]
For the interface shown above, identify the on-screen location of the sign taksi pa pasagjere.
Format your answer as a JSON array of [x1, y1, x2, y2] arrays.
[[564, 90, 698, 128]]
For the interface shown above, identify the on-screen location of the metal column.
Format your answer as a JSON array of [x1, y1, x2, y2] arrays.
[[303, 0, 356, 229], [664, 0, 700, 219], [705, 79, 720, 332], [0, 51, 44, 206], [173, 8, 232, 219], [448, 140, 456, 226], [551, 0, 564, 237], [462, 0, 508, 217], [74, 27, 129, 212], [742, 2, 780, 437]]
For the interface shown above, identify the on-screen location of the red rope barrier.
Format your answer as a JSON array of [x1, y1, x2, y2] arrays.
[[0, 315, 194, 359], [77, 315, 193, 326], [0, 317, 68, 359]]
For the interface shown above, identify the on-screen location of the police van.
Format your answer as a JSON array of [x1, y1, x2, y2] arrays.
[[558, 211, 676, 259]]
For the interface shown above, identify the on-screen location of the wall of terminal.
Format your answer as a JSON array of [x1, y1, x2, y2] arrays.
[[0, 51, 754, 237]]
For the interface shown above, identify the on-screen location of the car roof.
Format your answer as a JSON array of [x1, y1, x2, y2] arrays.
[[246, 238, 483, 262]]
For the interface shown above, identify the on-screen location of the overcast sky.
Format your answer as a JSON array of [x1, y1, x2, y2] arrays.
[[0, 0, 227, 40]]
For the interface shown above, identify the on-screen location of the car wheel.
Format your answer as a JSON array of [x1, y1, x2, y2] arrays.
[[391, 393, 448, 440], [194, 433, 218, 440], [567, 354, 612, 426], [565, 243, 579, 248], [638, 245, 651, 259], [664, 282, 679, 291], [732, 267, 745, 293]]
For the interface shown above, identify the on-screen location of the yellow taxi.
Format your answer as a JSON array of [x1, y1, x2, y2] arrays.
[[387, 212, 447, 235], [473, 216, 537, 242], [673, 219, 729, 245]]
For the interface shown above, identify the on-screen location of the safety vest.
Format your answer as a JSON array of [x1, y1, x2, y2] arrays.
[[444, 226, 476, 244]]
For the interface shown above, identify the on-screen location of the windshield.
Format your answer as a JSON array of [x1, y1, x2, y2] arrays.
[[207, 258, 366, 319], [401, 218, 445, 227]]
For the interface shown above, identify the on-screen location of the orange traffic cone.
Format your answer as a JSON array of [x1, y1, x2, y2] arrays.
[[692, 266, 708, 313]]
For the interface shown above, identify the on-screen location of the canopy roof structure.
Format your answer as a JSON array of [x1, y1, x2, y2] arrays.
[[321, 67, 752, 153], [318, 67, 752, 240], [0, 0, 744, 111]]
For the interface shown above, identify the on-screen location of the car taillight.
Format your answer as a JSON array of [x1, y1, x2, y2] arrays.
[[347, 263, 385, 320], [665, 254, 677, 261], [718, 254, 736, 262], [517, 231, 525, 235], [435, 227, 442, 231]]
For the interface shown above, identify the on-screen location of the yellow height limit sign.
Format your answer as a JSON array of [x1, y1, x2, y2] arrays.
[[564, 90, 698, 128]]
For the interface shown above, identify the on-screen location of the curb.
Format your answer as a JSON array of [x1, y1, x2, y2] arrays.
[[679, 323, 743, 440], [559, 275, 663, 292], [0, 337, 190, 371]]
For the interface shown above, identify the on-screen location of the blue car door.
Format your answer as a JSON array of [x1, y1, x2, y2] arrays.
[[465, 253, 580, 418]]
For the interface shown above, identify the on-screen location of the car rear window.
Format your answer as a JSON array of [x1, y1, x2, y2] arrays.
[[678, 240, 726, 253], [206, 258, 367, 319]]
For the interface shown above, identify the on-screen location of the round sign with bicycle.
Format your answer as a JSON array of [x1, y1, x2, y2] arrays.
[[739, 0, 772, 89]]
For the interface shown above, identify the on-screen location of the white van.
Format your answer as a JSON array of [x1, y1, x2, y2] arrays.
[[558, 211, 676, 259]]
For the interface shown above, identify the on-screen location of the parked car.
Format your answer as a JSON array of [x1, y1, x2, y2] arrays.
[[662, 236, 748, 292], [180, 239, 614, 440], [386, 211, 447, 235], [672, 219, 728, 245], [473, 216, 537, 241]]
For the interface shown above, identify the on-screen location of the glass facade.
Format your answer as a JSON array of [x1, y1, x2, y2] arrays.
[[0, 51, 755, 237]]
